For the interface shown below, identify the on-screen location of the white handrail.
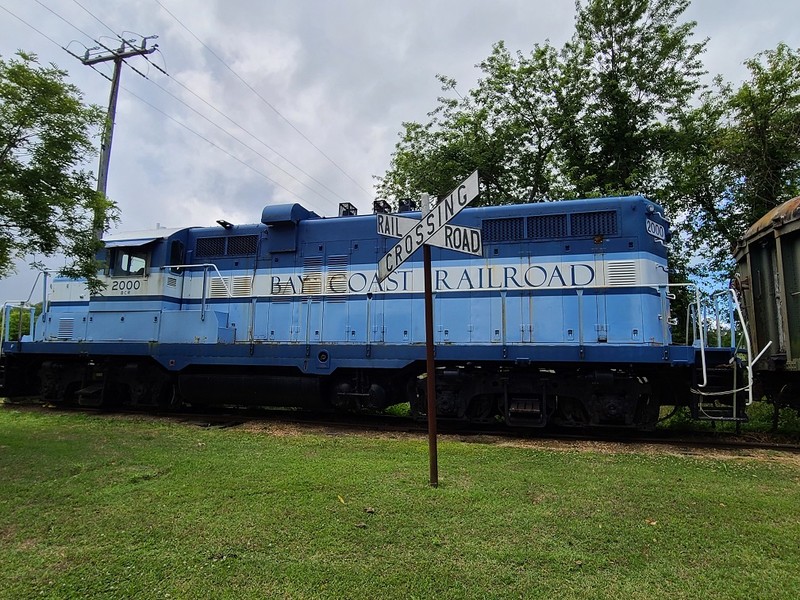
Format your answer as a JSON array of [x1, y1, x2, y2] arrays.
[[1, 302, 37, 353], [692, 288, 773, 414], [160, 263, 231, 322], [160, 263, 232, 297]]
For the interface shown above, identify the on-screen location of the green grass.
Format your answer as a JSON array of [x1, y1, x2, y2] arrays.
[[1, 408, 799, 599]]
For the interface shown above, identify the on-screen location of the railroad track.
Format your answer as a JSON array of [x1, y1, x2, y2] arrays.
[[4, 399, 799, 454]]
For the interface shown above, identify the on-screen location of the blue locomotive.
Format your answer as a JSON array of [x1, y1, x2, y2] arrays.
[[1, 191, 746, 428]]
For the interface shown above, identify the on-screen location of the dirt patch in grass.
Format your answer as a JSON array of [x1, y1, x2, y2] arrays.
[[235, 419, 800, 466], [492, 438, 800, 466], [8, 403, 798, 466]]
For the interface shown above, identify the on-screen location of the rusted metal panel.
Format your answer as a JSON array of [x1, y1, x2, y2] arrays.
[[736, 196, 800, 374], [743, 196, 800, 241]]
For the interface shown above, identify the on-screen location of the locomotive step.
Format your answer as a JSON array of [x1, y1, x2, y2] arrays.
[[693, 405, 748, 422], [505, 397, 546, 426]]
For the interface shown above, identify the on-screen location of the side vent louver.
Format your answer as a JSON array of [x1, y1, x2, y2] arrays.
[[605, 261, 638, 286], [57, 318, 74, 340], [209, 277, 229, 298], [231, 276, 252, 296], [301, 257, 323, 295], [327, 255, 349, 294], [209, 276, 252, 298]]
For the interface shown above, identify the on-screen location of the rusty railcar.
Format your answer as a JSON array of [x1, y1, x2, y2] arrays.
[[734, 197, 800, 411]]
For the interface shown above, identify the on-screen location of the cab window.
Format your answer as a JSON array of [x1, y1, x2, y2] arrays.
[[112, 249, 147, 277]]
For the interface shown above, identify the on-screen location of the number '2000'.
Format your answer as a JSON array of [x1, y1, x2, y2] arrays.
[[112, 280, 141, 292]]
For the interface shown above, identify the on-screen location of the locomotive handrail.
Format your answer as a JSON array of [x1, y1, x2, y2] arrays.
[[1, 270, 59, 351], [653, 282, 709, 386], [160, 263, 231, 321], [691, 289, 772, 416], [725, 287, 772, 406], [1, 302, 37, 351], [14, 269, 58, 314]]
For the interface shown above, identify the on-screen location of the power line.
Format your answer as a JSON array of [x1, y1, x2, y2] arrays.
[[1, 4, 61, 49], [153, 0, 373, 199], [61, 1, 350, 207], [9, 2, 317, 206], [128, 65, 339, 209], [70, 0, 116, 37], [118, 84, 310, 203], [35, 0, 366, 210], [27, 1, 330, 209], [115, 54, 343, 209], [0, 4, 111, 81], [33, 0, 98, 48], [138, 54, 349, 208]]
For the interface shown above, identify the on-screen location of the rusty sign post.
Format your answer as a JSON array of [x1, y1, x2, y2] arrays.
[[376, 171, 481, 487]]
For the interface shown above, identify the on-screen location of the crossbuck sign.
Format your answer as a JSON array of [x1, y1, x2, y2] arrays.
[[377, 171, 481, 281]]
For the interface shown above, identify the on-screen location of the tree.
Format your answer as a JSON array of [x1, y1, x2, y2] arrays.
[[375, 70, 520, 206], [558, 0, 706, 196], [0, 52, 115, 292], [376, 42, 565, 205], [377, 0, 707, 205], [664, 43, 800, 276], [722, 43, 800, 223], [376, 0, 799, 284]]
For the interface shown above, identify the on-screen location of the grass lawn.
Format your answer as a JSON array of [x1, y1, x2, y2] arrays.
[[1, 407, 799, 599]]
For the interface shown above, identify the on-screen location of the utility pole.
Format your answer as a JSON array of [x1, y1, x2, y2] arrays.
[[80, 35, 158, 237]]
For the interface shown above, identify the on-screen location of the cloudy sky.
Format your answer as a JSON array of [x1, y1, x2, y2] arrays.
[[1, 0, 799, 300]]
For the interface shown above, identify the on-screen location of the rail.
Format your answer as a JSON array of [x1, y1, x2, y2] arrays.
[[160, 263, 230, 321]]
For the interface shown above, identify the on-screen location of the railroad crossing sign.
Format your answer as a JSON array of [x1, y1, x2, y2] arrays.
[[377, 170, 480, 281], [376, 214, 482, 258], [375, 171, 481, 487]]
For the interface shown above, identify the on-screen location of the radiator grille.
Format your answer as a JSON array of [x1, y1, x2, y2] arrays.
[[482, 217, 524, 242], [527, 214, 567, 239], [196, 236, 225, 257], [195, 235, 258, 257], [571, 211, 618, 237], [227, 235, 258, 255]]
